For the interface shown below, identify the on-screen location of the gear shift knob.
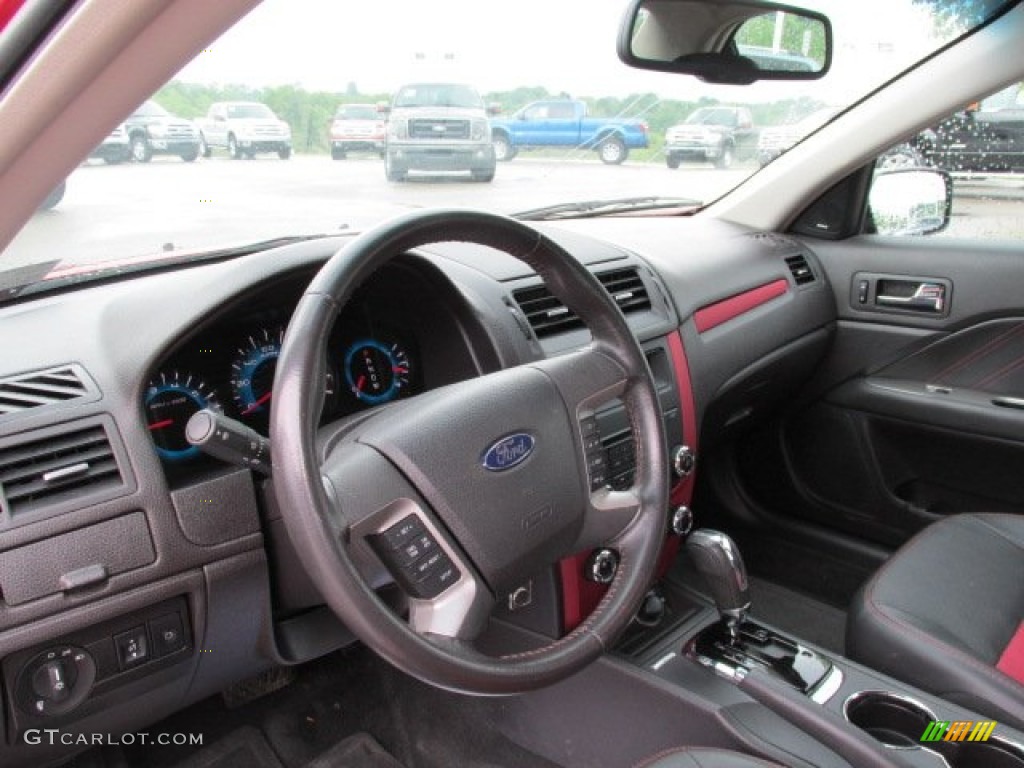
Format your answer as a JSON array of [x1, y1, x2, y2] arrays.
[[686, 529, 750, 642]]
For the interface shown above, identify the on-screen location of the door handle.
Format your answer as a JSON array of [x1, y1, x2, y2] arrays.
[[875, 282, 946, 312]]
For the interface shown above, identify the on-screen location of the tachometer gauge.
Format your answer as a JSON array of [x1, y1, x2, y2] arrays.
[[231, 327, 283, 419], [145, 371, 219, 461], [344, 339, 411, 405]]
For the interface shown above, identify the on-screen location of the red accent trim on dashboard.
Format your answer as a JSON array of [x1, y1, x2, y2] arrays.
[[693, 279, 789, 334], [559, 553, 608, 632], [559, 331, 699, 633], [666, 330, 698, 508], [997, 621, 1024, 684]]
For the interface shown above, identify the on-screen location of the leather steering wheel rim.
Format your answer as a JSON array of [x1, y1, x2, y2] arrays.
[[271, 208, 668, 694]]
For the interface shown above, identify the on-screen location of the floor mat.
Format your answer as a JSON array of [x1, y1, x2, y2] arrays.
[[303, 732, 404, 768], [748, 576, 847, 655], [170, 726, 283, 768]]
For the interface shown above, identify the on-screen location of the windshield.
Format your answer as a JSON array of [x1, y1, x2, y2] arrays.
[[226, 103, 275, 119], [685, 108, 740, 127], [3, 0, 1011, 284], [393, 83, 484, 109]]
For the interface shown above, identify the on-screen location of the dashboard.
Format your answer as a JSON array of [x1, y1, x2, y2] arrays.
[[0, 219, 836, 765]]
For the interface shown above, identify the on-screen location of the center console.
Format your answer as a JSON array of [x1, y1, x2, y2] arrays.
[[626, 527, 1024, 768]]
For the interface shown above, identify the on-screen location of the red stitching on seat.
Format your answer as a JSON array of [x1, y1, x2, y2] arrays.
[[858, 515, 1024, 701]]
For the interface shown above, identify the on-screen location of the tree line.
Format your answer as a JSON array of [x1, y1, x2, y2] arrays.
[[156, 81, 826, 159]]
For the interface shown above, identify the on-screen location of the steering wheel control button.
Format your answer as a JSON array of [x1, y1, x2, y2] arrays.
[[415, 560, 461, 599], [672, 445, 696, 478], [587, 548, 619, 584], [149, 613, 186, 657], [114, 626, 149, 670], [370, 518, 460, 599], [377, 515, 424, 550], [17, 646, 96, 717], [606, 437, 637, 490], [393, 532, 437, 568], [581, 417, 610, 491]]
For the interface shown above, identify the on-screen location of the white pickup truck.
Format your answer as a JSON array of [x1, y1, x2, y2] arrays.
[[196, 101, 292, 159]]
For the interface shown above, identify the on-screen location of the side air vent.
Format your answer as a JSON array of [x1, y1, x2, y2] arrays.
[[0, 422, 125, 519], [785, 254, 816, 286], [0, 365, 93, 417], [512, 268, 652, 338]]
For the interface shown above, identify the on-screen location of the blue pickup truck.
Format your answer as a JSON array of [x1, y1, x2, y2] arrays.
[[490, 99, 649, 164]]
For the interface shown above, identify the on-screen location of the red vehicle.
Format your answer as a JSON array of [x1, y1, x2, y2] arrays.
[[329, 103, 386, 159]]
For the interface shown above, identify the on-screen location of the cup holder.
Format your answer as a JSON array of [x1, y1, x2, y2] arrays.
[[844, 690, 935, 749], [844, 690, 1024, 767]]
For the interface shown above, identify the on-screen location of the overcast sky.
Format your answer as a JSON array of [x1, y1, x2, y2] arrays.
[[175, 0, 943, 103]]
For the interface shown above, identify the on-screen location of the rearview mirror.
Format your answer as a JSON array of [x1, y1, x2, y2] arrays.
[[618, 0, 832, 85], [869, 168, 953, 237]]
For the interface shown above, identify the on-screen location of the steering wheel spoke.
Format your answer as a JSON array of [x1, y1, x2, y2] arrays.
[[321, 440, 493, 638]]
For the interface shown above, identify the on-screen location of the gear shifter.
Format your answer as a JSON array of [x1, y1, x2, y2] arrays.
[[685, 529, 750, 643], [682, 529, 834, 697]]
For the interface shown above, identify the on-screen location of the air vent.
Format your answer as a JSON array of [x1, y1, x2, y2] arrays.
[[0, 424, 124, 518], [785, 254, 816, 285], [0, 365, 91, 416], [512, 268, 652, 338]]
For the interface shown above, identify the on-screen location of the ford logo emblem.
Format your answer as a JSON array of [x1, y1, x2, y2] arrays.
[[482, 433, 535, 472]]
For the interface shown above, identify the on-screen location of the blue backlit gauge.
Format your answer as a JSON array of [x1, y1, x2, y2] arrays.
[[144, 371, 219, 461], [231, 327, 283, 418], [344, 339, 411, 405]]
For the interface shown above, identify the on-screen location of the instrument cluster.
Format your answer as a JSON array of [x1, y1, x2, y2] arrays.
[[143, 286, 422, 466]]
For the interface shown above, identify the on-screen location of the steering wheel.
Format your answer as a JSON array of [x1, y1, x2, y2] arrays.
[[271, 209, 668, 694]]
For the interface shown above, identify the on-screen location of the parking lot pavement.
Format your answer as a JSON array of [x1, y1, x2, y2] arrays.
[[4, 156, 1022, 273]]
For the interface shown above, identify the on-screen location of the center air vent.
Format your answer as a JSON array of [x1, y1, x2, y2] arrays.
[[0, 422, 126, 519], [785, 254, 816, 286], [512, 267, 652, 338], [0, 365, 93, 417]]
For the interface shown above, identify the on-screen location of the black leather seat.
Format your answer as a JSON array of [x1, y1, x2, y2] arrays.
[[635, 747, 784, 768], [846, 513, 1024, 730]]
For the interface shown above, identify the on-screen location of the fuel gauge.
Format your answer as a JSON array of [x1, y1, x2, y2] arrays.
[[145, 371, 219, 461], [344, 339, 411, 406]]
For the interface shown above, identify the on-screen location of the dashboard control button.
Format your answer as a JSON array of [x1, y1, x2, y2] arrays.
[[114, 626, 149, 670], [32, 659, 74, 703], [671, 445, 696, 478], [671, 505, 694, 537], [149, 613, 186, 657], [587, 548, 619, 584], [17, 646, 96, 717]]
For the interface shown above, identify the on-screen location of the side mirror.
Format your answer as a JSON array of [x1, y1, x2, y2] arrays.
[[617, 0, 832, 85], [487, 103, 502, 116], [376, 102, 391, 115], [869, 168, 953, 237]]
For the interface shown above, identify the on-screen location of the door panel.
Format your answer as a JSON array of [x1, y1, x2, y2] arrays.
[[739, 235, 1024, 548]]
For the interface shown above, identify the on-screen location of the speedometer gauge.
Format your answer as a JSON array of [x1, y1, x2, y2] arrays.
[[145, 371, 219, 461], [231, 327, 283, 419], [344, 339, 411, 405]]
